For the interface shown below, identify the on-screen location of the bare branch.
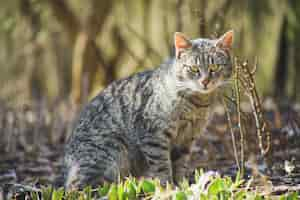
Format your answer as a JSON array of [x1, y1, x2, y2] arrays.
[[84, 0, 114, 38], [46, 0, 80, 42], [19, 0, 41, 36], [176, 0, 184, 32], [126, 24, 163, 61]]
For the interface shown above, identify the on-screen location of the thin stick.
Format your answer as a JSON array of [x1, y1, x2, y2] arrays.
[[250, 57, 258, 75], [221, 96, 240, 172], [234, 58, 245, 176], [240, 61, 271, 155], [125, 24, 163, 61], [222, 94, 251, 122]]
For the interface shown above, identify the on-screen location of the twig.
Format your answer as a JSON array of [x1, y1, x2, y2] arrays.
[[239, 60, 271, 156], [162, 0, 172, 56], [221, 96, 240, 172], [251, 57, 258, 75], [176, 0, 184, 32], [234, 58, 245, 176], [222, 94, 251, 122], [125, 24, 163, 61]]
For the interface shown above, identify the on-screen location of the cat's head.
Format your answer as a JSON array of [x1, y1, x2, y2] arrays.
[[173, 31, 233, 94]]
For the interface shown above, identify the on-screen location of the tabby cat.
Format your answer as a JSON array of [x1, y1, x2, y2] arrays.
[[62, 31, 233, 189]]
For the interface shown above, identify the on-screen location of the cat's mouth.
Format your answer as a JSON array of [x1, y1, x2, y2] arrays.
[[198, 83, 217, 94], [197, 78, 215, 93], [199, 88, 213, 94]]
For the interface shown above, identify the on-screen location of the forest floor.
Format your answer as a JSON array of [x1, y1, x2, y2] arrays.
[[0, 97, 300, 198]]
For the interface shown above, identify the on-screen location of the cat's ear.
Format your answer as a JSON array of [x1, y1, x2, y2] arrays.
[[174, 32, 192, 59], [216, 30, 234, 49]]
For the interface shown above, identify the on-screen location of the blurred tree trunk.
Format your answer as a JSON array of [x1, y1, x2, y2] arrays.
[[19, 0, 43, 100], [71, 0, 113, 104], [209, 0, 233, 36], [293, 35, 300, 101], [199, 0, 207, 37], [104, 26, 126, 84], [176, 0, 184, 32], [46, 0, 80, 43], [47, 0, 114, 104], [274, 16, 289, 100], [290, 0, 300, 101], [191, 0, 207, 37], [143, 0, 151, 59], [135, 0, 151, 68], [162, 0, 171, 55], [49, 32, 71, 99]]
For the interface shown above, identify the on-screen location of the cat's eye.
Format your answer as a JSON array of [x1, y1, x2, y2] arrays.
[[209, 64, 220, 72], [188, 65, 199, 73]]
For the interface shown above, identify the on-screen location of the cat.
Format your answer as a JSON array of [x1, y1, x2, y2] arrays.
[[62, 30, 233, 189]]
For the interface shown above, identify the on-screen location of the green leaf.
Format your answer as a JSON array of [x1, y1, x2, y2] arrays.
[[126, 181, 137, 199], [235, 171, 241, 184], [199, 193, 209, 200], [52, 188, 64, 200], [175, 191, 187, 200], [178, 178, 189, 191], [31, 192, 39, 200], [245, 192, 262, 200], [207, 178, 226, 195], [223, 176, 233, 189], [234, 190, 246, 200], [65, 190, 80, 200], [117, 183, 126, 200], [78, 192, 86, 200], [287, 192, 299, 200], [42, 187, 52, 200], [194, 169, 204, 182], [141, 180, 156, 194], [98, 183, 110, 197], [84, 186, 92, 200], [108, 184, 118, 200]]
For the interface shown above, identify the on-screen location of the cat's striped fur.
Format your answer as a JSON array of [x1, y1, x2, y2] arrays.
[[62, 31, 233, 189]]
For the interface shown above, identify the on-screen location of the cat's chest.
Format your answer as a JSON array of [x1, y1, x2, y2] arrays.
[[166, 96, 212, 146]]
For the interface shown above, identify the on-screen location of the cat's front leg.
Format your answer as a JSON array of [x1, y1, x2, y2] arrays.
[[172, 145, 191, 184], [139, 136, 173, 184]]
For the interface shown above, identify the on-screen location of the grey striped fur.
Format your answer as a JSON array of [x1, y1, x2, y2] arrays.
[[62, 32, 233, 189]]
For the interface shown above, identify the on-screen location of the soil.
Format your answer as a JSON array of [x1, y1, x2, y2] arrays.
[[0, 98, 300, 197]]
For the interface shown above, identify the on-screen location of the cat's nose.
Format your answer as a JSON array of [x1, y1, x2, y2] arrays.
[[201, 78, 210, 87]]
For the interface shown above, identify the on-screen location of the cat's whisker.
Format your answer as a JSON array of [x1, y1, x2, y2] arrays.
[[219, 81, 234, 88]]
